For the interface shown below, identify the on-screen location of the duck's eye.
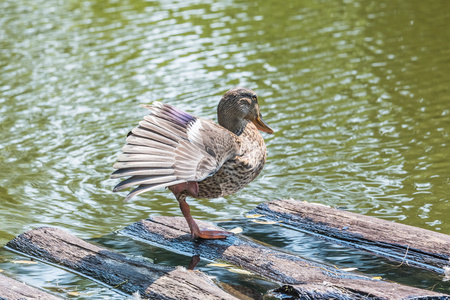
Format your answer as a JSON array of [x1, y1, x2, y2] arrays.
[[252, 95, 257, 102]]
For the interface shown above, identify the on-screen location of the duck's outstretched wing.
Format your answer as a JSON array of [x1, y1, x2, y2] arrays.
[[111, 102, 240, 201]]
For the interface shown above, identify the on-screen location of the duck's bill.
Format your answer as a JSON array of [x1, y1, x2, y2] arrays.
[[253, 114, 274, 134]]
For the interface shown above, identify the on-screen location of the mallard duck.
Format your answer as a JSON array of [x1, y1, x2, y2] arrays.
[[111, 87, 273, 239]]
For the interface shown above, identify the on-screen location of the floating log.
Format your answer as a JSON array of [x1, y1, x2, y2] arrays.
[[251, 199, 450, 274], [121, 216, 448, 300], [0, 274, 62, 300], [5, 227, 238, 300]]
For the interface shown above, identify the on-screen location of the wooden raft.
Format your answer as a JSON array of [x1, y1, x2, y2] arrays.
[[121, 216, 448, 299], [5, 227, 238, 300], [251, 199, 450, 274], [0, 274, 62, 300]]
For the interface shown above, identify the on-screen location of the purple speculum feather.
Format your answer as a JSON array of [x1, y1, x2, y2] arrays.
[[165, 105, 197, 127]]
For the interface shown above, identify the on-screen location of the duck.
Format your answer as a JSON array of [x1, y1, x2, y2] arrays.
[[111, 87, 273, 239]]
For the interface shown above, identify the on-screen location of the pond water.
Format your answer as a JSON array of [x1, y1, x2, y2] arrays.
[[1, 0, 450, 297]]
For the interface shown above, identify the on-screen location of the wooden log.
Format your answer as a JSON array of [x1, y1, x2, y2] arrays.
[[251, 199, 450, 274], [0, 274, 62, 300], [121, 216, 449, 300], [5, 227, 238, 300]]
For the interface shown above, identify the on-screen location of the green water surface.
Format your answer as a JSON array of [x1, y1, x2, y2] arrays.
[[1, 0, 449, 297]]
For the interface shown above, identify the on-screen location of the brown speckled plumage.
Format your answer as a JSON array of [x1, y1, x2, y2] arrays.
[[196, 122, 267, 199], [111, 87, 273, 239]]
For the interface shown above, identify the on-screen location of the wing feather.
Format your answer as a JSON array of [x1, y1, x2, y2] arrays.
[[124, 180, 185, 202], [111, 167, 174, 179], [111, 102, 240, 200], [122, 144, 174, 154], [113, 161, 174, 169], [113, 175, 178, 191], [126, 131, 177, 147]]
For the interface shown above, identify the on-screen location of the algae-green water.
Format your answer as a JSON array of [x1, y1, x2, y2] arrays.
[[1, 0, 449, 297]]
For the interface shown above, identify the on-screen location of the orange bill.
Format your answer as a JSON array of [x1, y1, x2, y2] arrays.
[[253, 114, 274, 134]]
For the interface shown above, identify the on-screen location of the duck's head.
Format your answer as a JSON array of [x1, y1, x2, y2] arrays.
[[218, 87, 274, 135]]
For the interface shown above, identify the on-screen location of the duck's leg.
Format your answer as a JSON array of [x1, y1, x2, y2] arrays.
[[177, 194, 232, 240]]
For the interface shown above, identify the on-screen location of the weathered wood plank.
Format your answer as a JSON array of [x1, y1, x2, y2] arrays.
[[251, 199, 450, 273], [0, 274, 62, 300], [5, 227, 237, 300], [121, 216, 449, 300]]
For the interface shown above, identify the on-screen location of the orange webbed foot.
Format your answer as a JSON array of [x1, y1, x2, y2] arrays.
[[194, 229, 233, 240]]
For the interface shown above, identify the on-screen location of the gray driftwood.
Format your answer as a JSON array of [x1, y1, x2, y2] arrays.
[[0, 274, 62, 300], [251, 199, 450, 274], [121, 216, 448, 300], [5, 227, 237, 300]]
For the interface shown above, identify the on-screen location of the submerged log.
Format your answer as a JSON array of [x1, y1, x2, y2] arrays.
[[5, 227, 237, 300], [251, 199, 450, 274], [0, 274, 62, 300], [121, 216, 448, 300]]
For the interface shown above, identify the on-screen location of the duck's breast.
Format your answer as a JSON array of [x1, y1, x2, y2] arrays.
[[197, 123, 267, 199]]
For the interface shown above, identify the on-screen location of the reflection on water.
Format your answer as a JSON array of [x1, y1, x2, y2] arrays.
[[1, 0, 450, 296]]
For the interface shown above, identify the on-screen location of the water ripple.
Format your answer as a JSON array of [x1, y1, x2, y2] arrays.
[[1, 0, 449, 250]]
